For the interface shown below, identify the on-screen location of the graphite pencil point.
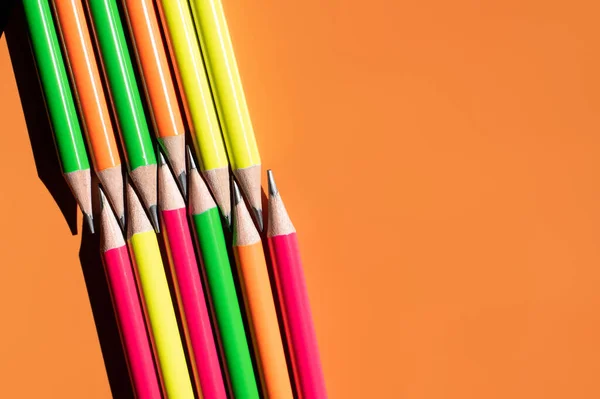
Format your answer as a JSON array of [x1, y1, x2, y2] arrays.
[[232, 181, 242, 205], [118, 216, 125, 231], [84, 213, 95, 234], [186, 145, 197, 170], [178, 171, 187, 198], [252, 207, 264, 232], [267, 169, 278, 196], [149, 205, 160, 233]]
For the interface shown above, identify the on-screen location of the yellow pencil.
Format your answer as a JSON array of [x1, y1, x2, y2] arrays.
[[189, 0, 263, 230], [156, 0, 232, 224], [126, 180, 195, 398]]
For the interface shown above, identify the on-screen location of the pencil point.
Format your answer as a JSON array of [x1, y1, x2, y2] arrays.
[[98, 187, 107, 209], [178, 171, 187, 198], [267, 169, 278, 196], [252, 207, 264, 232], [84, 213, 95, 234], [224, 213, 232, 229], [149, 205, 160, 233], [186, 145, 197, 170], [232, 181, 242, 205], [118, 216, 125, 230], [158, 150, 167, 165]]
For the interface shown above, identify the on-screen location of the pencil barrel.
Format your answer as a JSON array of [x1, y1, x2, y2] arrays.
[[103, 246, 162, 399], [156, 0, 228, 171], [52, 0, 121, 172], [23, 0, 90, 174], [269, 233, 327, 399], [189, 0, 260, 170], [87, 0, 156, 170], [192, 208, 259, 399], [234, 243, 293, 398], [121, 0, 184, 139], [161, 208, 226, 399], [129, 231, 195, 398]]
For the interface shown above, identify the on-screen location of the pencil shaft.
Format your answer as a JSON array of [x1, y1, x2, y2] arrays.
[[269, 233, 327, 399], [234, 242, 293, 398], [103, 245, 162, 399], [52, 0, 121, 172], [191, 208, 259, 398], [156, 0, 228, 171], [129, 231, 195, 398], [23, 0, 90, 174], [189, 0, 260, 170], [87, 0, 156, 170], [161, 207, 226, 399], [122, 0, 184, 140]]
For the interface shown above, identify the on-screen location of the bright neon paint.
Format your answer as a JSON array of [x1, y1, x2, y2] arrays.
[[103, 245, 161, 399], [162, 207, 226, 399], [268, 233, 327, 399]]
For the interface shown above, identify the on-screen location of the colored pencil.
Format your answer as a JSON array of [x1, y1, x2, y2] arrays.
[[87, 0, 159, 232], [51, 0, 124, 227], [99, 188, 161, 399], [232, 181, 293, 398], [156, 0, 231, 224], [190, 0, 263, 230], [266, 171, 327, 398], [126, 180, 195, 398], [187, 147, 260, 399], [157, 151, 226, 399], [121, 0, 187, 195], [23, 0, 93, 232]]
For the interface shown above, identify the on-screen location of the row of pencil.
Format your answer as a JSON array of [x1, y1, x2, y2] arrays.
[[20, 0, 326, 398]]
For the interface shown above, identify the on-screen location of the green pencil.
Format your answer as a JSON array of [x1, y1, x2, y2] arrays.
[[187, 147, 259, 398], [87, 0, 159, 231], [23, 0, 93, 232]]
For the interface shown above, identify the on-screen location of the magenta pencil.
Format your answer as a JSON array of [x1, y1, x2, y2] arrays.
[[158, 152, 226, 398], [99, 188, 162, 399], [266, 171, 327, 398]]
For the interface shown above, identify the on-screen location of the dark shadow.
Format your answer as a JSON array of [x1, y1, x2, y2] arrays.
[[5, 3, 78, 235], [78, 181, 135, 399], [0, 0, 16, 38]]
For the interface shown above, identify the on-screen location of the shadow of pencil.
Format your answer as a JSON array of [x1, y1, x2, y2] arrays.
[[78, 180, 135, 399], [4, 3, 78, 235]]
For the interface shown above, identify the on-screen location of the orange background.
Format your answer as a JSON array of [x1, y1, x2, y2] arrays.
[[1, 0, 600, 397]]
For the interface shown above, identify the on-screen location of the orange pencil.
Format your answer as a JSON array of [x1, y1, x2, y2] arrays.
[[121, 0, 187, 195], [52, 0, 124, 225], [232, 182, 293, 398]]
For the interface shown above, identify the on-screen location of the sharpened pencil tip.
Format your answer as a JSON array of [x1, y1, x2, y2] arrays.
[[149, 205, 160, 233], [252, 207, 264, 232], [158, 150, 166, 165], [186, 146, 197, 170], [98, 187, 107, 209], [223, 213, 232, 229], [232, 181, 242, 205], [267, 169, 278, 196], [118, 215, 125, 231], [84, 213, 95, 234], [178, 171, 187, 198]]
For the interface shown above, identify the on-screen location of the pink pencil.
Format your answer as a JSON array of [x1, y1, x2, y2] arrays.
[[99, 188, 162, 399], [157, 152, 226, 398], [266, 170, 327, 399]]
